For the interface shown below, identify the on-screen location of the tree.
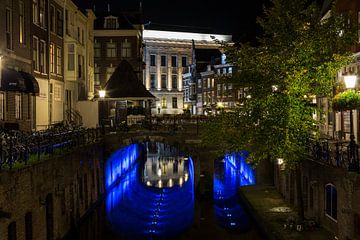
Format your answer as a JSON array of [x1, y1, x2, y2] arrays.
[[202, 0, 358, 219]]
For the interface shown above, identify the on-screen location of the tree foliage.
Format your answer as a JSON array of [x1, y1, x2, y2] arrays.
[[202, 0, 358, 168]]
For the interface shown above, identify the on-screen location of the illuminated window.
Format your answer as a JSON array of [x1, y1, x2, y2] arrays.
[[106, 41, 116, 58], [121, 39, 131, 58], [54, 85, 61, 101], [32, 0, 38, 24], [19, 1, 25, 44], [33, 36, 39, 71], [6, 8, 13, 50], [0, 92, 4, 120], [150, 55, 156, 66], [325, 184, 337, 221], [50, 43, 55, 73], [56, 47, 62, 75], [161, 97, 167, 108], [15, 94, 22, 120], [104, 16, 118, 29], [106, 65, 115, 81]]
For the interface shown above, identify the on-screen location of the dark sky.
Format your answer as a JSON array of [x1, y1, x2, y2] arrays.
[[78, 0, 272, 43]]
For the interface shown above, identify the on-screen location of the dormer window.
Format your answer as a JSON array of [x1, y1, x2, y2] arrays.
[[104, 16, 118, 29]]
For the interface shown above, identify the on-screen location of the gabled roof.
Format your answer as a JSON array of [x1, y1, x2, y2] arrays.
[[103, 60, 155, 100]]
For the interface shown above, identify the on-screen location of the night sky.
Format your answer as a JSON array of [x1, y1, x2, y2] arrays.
[[75, 0, 272, 44]]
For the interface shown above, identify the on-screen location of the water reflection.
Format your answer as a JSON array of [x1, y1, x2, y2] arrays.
[[213, 151, 256, 231], [105, 142, 194, 239]]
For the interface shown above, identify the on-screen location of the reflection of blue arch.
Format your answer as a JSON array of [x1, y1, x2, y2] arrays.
[[213, 151, 255, 231], [105, 143, 194, 239]]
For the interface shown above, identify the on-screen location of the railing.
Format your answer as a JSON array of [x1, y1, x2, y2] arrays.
[[308, 138, 360, 173], [0, 127, 102, 171]]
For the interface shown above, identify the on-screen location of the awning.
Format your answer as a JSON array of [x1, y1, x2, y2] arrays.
[[19, 71, 40, 96], [0, 68, 27, 92], [0, 68, 39, 95]]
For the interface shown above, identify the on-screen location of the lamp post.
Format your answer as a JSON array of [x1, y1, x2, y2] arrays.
[[344, 73, 359, 172], [99, 89, 106, 134]]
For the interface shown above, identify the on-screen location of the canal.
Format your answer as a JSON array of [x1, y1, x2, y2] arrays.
[[66, 142, 262, 239]]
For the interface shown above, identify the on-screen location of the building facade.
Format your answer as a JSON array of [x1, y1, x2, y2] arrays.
[[143, 30, 232, 115]]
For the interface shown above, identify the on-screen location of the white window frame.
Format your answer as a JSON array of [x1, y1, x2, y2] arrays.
[[15, 94, 22, 120], [121, 39, 131, 58], [56, 46, 62, 75], [106, 41, 116, 58]]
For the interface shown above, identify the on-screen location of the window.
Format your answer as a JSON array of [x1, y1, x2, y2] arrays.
[[121, 39, 131, 58], [94, 42, 101, 57], [6, 8, 13, 50], [172, 75, 177, 90], [171, 56, 177, 67], [19, 1, 25, 44], [106, 41, 116, 58], [325, 184, 337, 221], [150, 74, 156, 89], [161, 74, 167, 89], [54, 84, 61, 101], [150, 55, 156, 66], [50, 5, 55, 32], [106, 66, 115, 81], [78, 55, 84, 78], [39, 0, 45, 27], [172, 97, 177, 108], [0, 92, 4, 120], [161, 97, 166, 108], [56, 47, 62, 75], [94, 65, 100, 85], [32, 0, 38, 24], [33, 36, 39, 71], [15, 94, 22, 120], [8, 221, 17, 240], [355, 213, 360, 236], [182, 56, 187, 67], [68, 44, 75, 71], [161, 56, 166, 67], [105, 16, 117, 29], [39, 40, 46, 73], [25, 212, 33, 240], [50, 43, 55, 73], [57, 10, 63, 36]]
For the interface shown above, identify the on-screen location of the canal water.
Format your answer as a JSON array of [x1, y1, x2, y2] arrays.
[[66, 142, 262, 240]]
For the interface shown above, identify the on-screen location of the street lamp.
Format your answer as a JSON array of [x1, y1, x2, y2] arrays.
[[99, 89, 106, 98], [343, 72, 359, 172]]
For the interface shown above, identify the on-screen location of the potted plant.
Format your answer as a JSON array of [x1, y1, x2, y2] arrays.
[[332, 90, 360, 111]]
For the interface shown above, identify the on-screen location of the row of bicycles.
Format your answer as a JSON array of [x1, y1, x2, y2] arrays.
[[0, 124, 101, 170]]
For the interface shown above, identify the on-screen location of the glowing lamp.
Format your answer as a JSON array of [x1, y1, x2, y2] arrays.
[[99, 90, 106, 98], [344, 74, 357, 89]]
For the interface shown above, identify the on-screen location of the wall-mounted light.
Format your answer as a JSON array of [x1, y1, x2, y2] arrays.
[[99, 90, 106, 98], [344, 73, 357, 89]]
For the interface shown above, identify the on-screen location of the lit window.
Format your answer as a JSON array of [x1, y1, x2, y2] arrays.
[[325, 184, 337, 221], [0, 92, 4, 120], [121, 39, 131, 58], [32, 0, 38, 24], [33, 36, 39, 71], [106, 41, 116, 58], [6, 8, 13, 50], [56, 46, 62, 75], [50, 43, 55, 73], [106, 66, 115, 81], [161, 97, 167, 108], [54, 84, 61, 101], [104, 16, 117, 29], [15, 94, 22, 120], [19, 1, 25, 44], [40, 40, 46, 73]]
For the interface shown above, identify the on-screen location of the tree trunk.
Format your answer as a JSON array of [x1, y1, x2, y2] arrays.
[[295, 165, 304, 220], [255, 156, 274, 186]]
